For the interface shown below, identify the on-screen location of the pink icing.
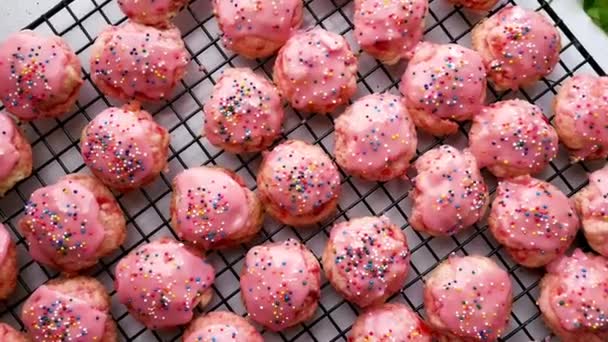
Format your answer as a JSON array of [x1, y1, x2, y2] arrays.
[[22, 285, 108, 341], [0, 224, 11, 265], [118, 0, 187, 24], [115, 238, 215, 329], [349, 304, 432, 342], [81, 107, 164, 188], [91, 22, 189, 101], [400, 42, 486, 121], [21, 177, 105, 267], [492, 176, 579, 251], [334, 93, 417, 179], [555, 75, 608, 160], [204, 68, 284, 150], [0, 31, 79, 120], [184, 313, 262, 342], [412, 145, 488, 235], [449, 0, 497, 11], [172, 167, 249, 249], [354, 0, 428, 62], [0, 113, 19, 181], [478, 5, 560, 89], [240, 239, 320, 331], [546, 249, 608, 333], [259, 140, 341, 216], [274, 28, 357, 113], [585, 166, 608, 220], [428, 256, 512, 341], [469, 99, 558, 176]]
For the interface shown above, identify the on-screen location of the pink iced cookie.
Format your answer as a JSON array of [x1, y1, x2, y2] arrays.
[[348, 303, 432, 342], [183, 311, 263, 342], [115, 238, 215, 329], [574, 166, 608, 257], [400, 42, 487, 136], [81, 106, 170, 191], [472, 5, 561, 90], [257, 140, 341, 226], [0, 323, 27, 342], [410, 145, 489, 236], [170, 166, 263, 250], [0, 111, 32, 196], [469, 99, 558, 178], [0, 31, 82, 120], [553, 74, 608, 161], [21, 276, 117, 342], [203, 68, 284, 153], [213, 0, 303, 59], [334, 93, 417, 181], [448, 0, 498, 11], [424, 255, 513, 342], [19, 174, 126, 274], [0, 224, 17, 300], [273, 28, 358, 114], [538, 249, 608, 342], [354, 0, 428, 64], [240, 239, 321, 331], [118, 0, 188, 27], [489, 175, 580, 267], [91, 22, 189, 102], [322, 216, 410, 308]]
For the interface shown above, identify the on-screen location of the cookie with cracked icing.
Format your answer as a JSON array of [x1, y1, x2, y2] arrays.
[[0, 111, 32, 196], [91, 22, 189, 102], [118, 0, 188, 27], [553, 74, 608, 161], [0, 30, 82, 120], [424, 255, 513, 342], [183, 311, 263, 342], [472, 5, 561, 90], [18, 174, 126, 274], [354, 0, 428, 64], [410, 145, 489, 237], [348, 303, 432, 342], [468, 99, 558, 178], [448, 0, 498, 11], [81, 105, 170, 192], [400, 42, 487, 136], [203, 67, 284, 153], [240, 239, 321, 331], [114, 237, 215, 329], [489, 175, 580, 267], [334, 93, 417, 181], [322, 216, 410, 308], [0, 323, 28, 342], [538, 249, 608, 342], [273, 28, 358, 114], [170, 166, 263, 250], [213, 0, 303, 59], [574, 166, 608, 257], [0, 224, 18, 301]]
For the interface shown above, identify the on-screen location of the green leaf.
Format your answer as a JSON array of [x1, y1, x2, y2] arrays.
[[584, 0, 608, 32]]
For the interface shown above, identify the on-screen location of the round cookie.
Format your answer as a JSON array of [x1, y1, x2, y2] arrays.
[[574, 166, 608, 257], [0, 224, 18, 301], [322, 216, 410, 308], [118, 0, 188, 27], [472, 5, 561, 90], [354, 0, 428, 64], [21, 276, 117, 342], [213, 0, 303, 59], [257, 140, 341, 226], [348, 303, 432, 342], [81, 105, 170, 192], [400, 42, 487, 136], [538, 249, 608, 342], [468, 99, 558, 178], [114, 237, 215, 329], [334, 93, 417, 181], [553, 74, 608, 161], [183, 311, 263, 342], [170, 166, 263, 250], [273, 28, 358, 114], [203, 68, 284, 153], [0, 323, 28, 342], [0, 30, 82, 120], [448, 0, 498, 11], [0, 112, 33, 196], [489, 175, 580, 268], [424, 255, 513, 342], [240, 239, 321, 331], [19, 174, 126, 274], [91, 22, 189, 102], [410, 145, 489, 236]]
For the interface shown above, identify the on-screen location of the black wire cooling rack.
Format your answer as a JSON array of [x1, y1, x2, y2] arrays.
[[0, 0, 606, 341]]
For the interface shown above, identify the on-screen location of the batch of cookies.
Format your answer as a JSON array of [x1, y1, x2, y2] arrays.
[[0, 0, 606, 341]]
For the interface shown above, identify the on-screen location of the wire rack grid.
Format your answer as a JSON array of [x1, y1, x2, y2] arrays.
[[0, 0, 606, 341]]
